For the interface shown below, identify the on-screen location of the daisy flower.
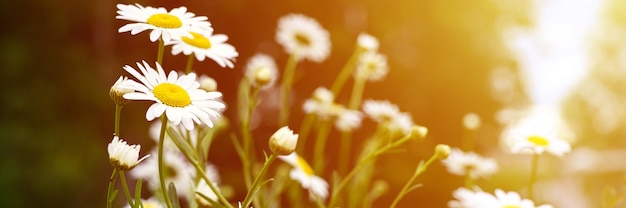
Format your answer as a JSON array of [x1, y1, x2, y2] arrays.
[[279, 152, 329, 201], [502, 120, 571, 157], [110, 76, 135, 106], [122, 61, 225, 130], [491, 189, 554, 208], [130, 149, 196, 198], [442, 148, 498, 180], [108, 136, 150, 170], [124, 197, 164, 208], [362, 99, 414, 133], [116, 4, 213, 42], [334, 108, 363, 132], [168, 31, 238, 68], [449, 187, 553, 208], [276, 13, 331, 62], [269, 126, 299, 156], [357, 33, 379, 52], [354, 51, 389, 82], [245, 54, 278, 89], [194, 165, 221, 207], [302, 87, 336, 119]]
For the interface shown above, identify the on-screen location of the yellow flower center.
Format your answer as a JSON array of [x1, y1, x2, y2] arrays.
[[294, 33, 311, 46], [296, 156, 315, 176], [527, 135, 549, 146], [153, 83, 191, 107], [182, 32, 212, 49], [146, 13, 183, 29], [502, 205, 521, 208]]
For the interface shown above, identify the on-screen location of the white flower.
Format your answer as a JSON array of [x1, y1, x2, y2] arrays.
[[357, 33, 379, 51], [110, 76, 135, 106], [168, 31, 238, 68], [442, 148, 498, 180], [303, 87, 336, 119], [449, 188, 553, 208], [276, 13, 331, 62], [354, 51, 388, 82], [108, 136, 150, 170], [195, 166, 221, 207], [245, 54, 278, 89], [448, 187, 497, 208], [362, 99, 414, 133], [491, 189, 553, 208], [122, 61, 225, 130], [335, 108, 363, 132], [502, 120, 571, 157], [116, 4, 213, 42], [124, 197, 164, 208], [269, 126, 299, 155], [279, 153, 329, 201], [130, 149, 195, 197]]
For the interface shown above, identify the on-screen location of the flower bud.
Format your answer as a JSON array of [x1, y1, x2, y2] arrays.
[[109, 76, 134, 106], [108, 136, 149, 170], [269, 126, 299, 155], [200, 76, 218, 92], [434, 144, 451, 160]]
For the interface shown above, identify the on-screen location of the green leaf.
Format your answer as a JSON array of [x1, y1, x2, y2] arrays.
[[110, 190, 118, 203], [168, 182, 181, 208], [134, 178, 143, 208], [167, 126, 199, 164]]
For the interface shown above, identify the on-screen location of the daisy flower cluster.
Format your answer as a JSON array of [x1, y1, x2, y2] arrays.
[[103, 2, 579, 208]]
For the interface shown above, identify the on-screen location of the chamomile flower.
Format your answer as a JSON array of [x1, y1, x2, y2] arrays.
[[334, 108, 363, 132], [116, 4, 213, 42], [354, 51, 389, 82], [279, 153, 329, 201], [357, 33, 379, 51], [122, 61, 225, 130], [130, 149, 196, 197], [245, 54, 278, 89], [502, 121, 571, 157], [362, 99, 414, 133], [302, 87, 336, 119], [168, 31, 238, 68], [449, 188, 553, 208], [110, 76, 135, 106], [276, 14, 331, 62], [269, 126, 299, 156], [195, 166, 221, 207], [442, 148, 498, 180], [108, 136, 150, 170], [491, 189, 553, 208], [124, 197, 164, 208]]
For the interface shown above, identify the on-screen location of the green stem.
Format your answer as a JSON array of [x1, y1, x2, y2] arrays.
[[389, 154, 437, 208], [192, 161, 234, 208], [185, 54, 194, 74], [463, 173, 474, 189], [241, 87, 260, 190], [296, 113, 316, 154], [328, 131, 416, 207], [114, 104, 122, 137], [119, 170, 136, 208], [528, 153, 540, 200], [348, 77, 367, 110], [330, 47, 362, 95], [312, 120, 332, 173], [157, 37, 164, 65], [158, 115, 173, 208], [242, 154, 278, 208], [278, 53, 299, 126], [337, 131, 352, 175], [107, 168, 119, 208]]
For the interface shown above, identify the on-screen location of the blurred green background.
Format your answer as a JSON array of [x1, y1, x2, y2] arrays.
[[4, 0, 626, 207]]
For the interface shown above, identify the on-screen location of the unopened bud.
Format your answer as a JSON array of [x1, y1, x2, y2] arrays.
[[434, 144, 451, 160], [269, 126, 298, 155]]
